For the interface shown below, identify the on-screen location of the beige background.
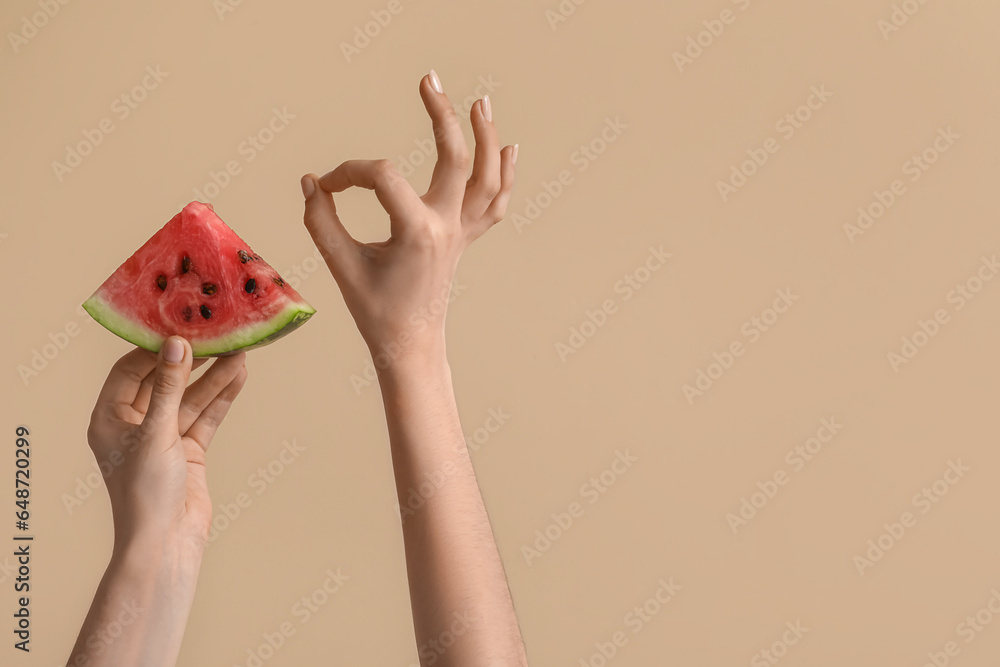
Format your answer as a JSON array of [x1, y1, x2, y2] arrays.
[[3, 0, 1000, 664]]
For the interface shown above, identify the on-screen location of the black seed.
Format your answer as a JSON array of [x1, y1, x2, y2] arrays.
[[245, 278, 256, 294], [253, 254, 261, 261], [200, 305, 212, 319], [238, 250, 250, 263], [202, 283, 216, 295], [156, 275, 167, 290], [272, 277, 285, 287], [181, 256, 192, 273], [182, 306, 193, 322]]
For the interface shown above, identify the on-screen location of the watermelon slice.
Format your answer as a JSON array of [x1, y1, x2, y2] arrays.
[[83, 201, 315, 357]]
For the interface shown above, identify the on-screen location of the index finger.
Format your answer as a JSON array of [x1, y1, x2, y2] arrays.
[[317, 159, 424, 236], [95, 347, 158, 413]]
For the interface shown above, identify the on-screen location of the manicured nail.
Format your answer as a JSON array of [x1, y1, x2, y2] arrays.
[[163, 337, 184, 364], [429, 69, 443, 94], [301, 175, 315, 198], [482, 95, 492, 122], [512, 143, 519, 165]]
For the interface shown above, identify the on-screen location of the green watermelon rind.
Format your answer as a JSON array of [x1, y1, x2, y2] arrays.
[[82, 293, 316, 358]]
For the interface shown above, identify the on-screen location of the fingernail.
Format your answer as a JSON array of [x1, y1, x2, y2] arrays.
[[482, 95, 492, 122], [163, 337, 184, 364], [429, 69, 443, 94], [301, 175, 315, 198], [512, 143, 519, 165]]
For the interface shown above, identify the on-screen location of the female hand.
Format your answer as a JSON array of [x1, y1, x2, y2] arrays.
[[300, 69, 517, 366], [70, 337, 247, 667], [87, 336, 248, 553]]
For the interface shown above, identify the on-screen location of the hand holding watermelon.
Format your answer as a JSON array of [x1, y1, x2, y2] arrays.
[[300, 69, 517, 368], [69, 70, 528, 667], [70, 337, 247, 665], [86, 337, 247, 547]]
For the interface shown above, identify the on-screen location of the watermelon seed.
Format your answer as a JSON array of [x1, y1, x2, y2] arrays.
[[181, 256, 192, 273], [272, 277, 285, 287], [238, 250, 250, 263], [202, 283, 216, 295], [245, 278, 256, 294], [200, 305, 212, 319], [182, 306, 193, 322], [156, 275, 167, 290]]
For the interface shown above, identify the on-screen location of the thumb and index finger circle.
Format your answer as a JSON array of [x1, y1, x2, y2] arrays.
[[301, 172, 363, 283], [301, 160, 426, 272]]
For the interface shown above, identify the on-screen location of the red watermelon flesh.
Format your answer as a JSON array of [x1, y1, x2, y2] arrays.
[[83, 201, 315, 357]]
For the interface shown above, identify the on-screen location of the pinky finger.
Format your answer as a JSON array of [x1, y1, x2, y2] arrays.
[[472, 144, 518, 239], [184, 365, 248, 453]]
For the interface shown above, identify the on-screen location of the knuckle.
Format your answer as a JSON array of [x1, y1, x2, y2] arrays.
[[409, 220, 455, 251], [469, 175, 500, 201], [487, 202, 509, 226], [374, 159, 396, 180], [452, 148, 471, 170], [302, 207, 316, 228], [200, 414, 222, 432], [482, 180, 501, 201], [408, 219, 436, 243], [433, 223, 461, 248], [433, 123, 471, 170], [112, 360, 146, 387], [494, 201, 510, 221], [153, 370, 181, 394], [314, 229, 341, 253], [179, 399, 200, 419], [375, 159, 408, 189], [435, 107, 460, 133], [86, 420, 101, 447]]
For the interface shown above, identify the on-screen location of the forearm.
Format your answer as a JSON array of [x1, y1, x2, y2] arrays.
[[378, 345, 528, 667], [67, 534, 203, 667]]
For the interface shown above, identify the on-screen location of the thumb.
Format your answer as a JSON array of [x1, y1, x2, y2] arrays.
[[301, 173, 360, 282], [142, 336, 192, 434]]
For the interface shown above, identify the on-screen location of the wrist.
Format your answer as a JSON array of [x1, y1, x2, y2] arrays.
[[371, 334, 449, 380], [112, 525, 205, 581]]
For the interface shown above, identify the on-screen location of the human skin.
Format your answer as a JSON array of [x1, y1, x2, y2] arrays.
[[68, 68, 526, 667], [67, 340, 248, 666], [300, 69, 527, 665]]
